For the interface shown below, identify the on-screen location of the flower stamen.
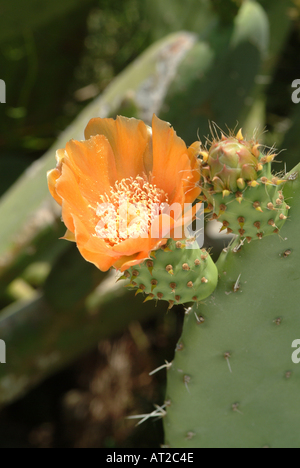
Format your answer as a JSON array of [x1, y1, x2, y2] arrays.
[[95, 174, 168, 246]]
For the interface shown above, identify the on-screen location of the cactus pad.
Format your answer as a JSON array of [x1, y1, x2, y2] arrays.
[[120, 239, 218, 308]]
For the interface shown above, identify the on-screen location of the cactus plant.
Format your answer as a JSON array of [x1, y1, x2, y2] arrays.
[[0, 31, 197, 297], [163, 163, 300, 448], [1, 0, 300, 449], [0, 31, 197, 404]]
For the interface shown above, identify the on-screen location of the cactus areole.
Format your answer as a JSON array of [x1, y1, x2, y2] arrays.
[[198, 130, 290, 242]]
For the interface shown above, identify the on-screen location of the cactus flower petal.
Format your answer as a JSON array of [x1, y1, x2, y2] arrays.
[[47, 115, 201, 272]]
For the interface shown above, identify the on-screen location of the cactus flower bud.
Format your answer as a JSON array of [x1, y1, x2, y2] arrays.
[[197, 130, 289, 241]]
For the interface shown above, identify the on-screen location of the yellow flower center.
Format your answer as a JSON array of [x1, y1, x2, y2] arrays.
[[95, 175, 168, 246]]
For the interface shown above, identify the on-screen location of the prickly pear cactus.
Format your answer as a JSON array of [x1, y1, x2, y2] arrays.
[[122, 239, 218, 308], [199, 129, 290, 242], [163, 164, 300, 448]]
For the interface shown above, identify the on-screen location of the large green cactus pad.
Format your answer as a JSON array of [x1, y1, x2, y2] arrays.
[[164, 164, 300, 448]]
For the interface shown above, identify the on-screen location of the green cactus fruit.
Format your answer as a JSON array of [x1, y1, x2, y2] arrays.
[[120, 239, 218, 308], [198, 129, 290, 242]]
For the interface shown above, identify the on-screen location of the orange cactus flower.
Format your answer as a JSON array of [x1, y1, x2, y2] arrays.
[[47, 114, 201, 272]]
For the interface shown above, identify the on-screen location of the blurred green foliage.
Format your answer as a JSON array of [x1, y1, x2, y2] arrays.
[[0, 0, 93, 43], [1, 0, 300, 188], [143, 0, 215, 38], [75, 0, 152, 93], [1, 0, 300, 448], [0, 0, 153, 193]]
